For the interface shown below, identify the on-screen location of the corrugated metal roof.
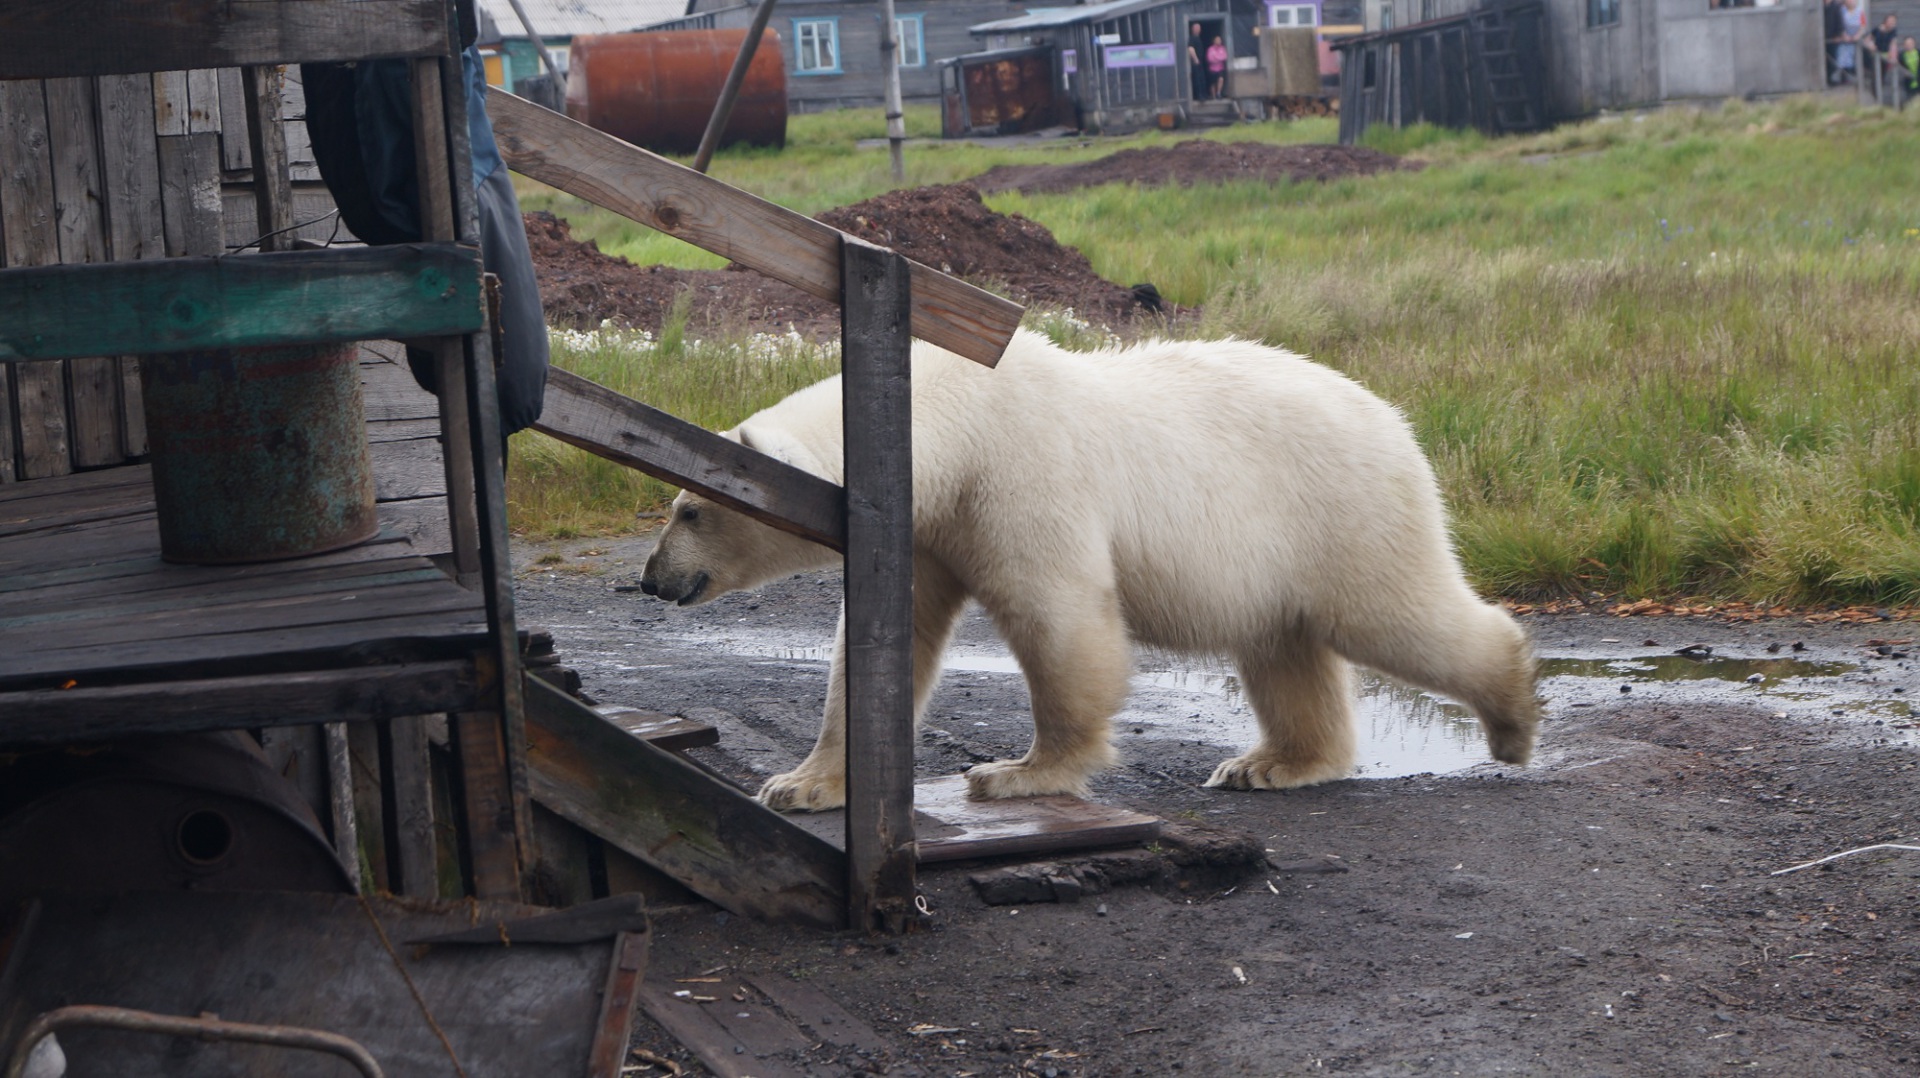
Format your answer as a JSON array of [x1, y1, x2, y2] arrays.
[[476, 0, 690, 39], [969, 0, 1178, 33]]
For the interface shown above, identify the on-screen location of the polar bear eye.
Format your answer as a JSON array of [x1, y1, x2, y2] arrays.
[[679, 506, 700, 523]]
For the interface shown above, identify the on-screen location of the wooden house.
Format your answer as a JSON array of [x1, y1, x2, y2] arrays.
[[1345, 0, 1824, 133], [654, 0, 1024, 112]]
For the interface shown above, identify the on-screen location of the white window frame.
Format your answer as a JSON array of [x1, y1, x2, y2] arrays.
[[794, 18, 842, 75], [1268, 4, 1321, 27], [895, 13, 926, 67]]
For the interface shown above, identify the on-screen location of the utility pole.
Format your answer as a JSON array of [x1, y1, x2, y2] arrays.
[[694, 0, 781, 173], [877, 0, 906, 183]]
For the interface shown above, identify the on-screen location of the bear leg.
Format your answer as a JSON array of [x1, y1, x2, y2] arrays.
[[1331, 595, 1541, 767], [758, 560, 969, 812], [966, 586, 1129, 800], [1208, 636, 1357, 789]]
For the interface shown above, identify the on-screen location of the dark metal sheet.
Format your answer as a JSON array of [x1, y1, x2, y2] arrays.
[[0, 892, 621, 1078]]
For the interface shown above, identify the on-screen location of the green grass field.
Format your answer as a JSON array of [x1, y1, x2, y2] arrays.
[[511, 97, 1920, 607]]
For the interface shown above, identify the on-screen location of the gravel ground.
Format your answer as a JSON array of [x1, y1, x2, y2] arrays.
[[517, 533, 1920, 1077]]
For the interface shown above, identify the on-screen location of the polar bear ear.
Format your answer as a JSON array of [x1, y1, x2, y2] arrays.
[[736, 423, 828, 478]]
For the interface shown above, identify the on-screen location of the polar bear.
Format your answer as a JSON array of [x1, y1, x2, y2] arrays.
[[639, 330, 1538, 811]]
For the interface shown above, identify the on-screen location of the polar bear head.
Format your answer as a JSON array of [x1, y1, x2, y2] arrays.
[[638, 424, 841, 606]]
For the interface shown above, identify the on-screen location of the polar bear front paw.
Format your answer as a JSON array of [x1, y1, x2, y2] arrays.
[[1204, 753, 1350, 790], [964, 759, 1090, 801], [757, 768, 846, 812]]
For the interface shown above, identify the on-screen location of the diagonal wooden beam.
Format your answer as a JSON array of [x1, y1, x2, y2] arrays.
[[523, 677, 847, 929], [486, 87, 1022, 368], [535, 366, 846, 551]]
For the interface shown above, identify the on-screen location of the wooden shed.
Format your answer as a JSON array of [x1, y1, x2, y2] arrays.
[[1347, 0, 1825, 131]]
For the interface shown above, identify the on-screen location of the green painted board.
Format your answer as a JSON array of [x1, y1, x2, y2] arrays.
[[0, 243, 484, 363]]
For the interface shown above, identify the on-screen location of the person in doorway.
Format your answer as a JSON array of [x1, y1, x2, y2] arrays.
[[1836, 0, 1865, 84], [1188, 22, 1211, 100], [1207, 34, 1229, 100]]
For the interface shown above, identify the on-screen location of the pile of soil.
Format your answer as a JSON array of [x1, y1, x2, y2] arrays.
[[817, 184, 1167, 329], [525, 183, 1171, 341], [523, 211, 843, 341], [969, 138, 1417, 196]]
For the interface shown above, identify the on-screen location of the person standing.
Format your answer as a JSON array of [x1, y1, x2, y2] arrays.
[[1207, 35, 1229, 101], [1188, 22, 1211, 100], [1837, 0, 1865, 85]]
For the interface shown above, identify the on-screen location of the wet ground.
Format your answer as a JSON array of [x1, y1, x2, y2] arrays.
[[517, 534, 1920, 1076]]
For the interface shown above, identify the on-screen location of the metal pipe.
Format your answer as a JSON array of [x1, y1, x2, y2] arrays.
[[693, 0, 780, 173], [502, 0, 564, 81], [4, 1005, 385, 1078]]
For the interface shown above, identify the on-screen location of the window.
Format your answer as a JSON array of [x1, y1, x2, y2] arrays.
[[1420, 0, 1434, 21], [1268, 4, 1320, 27], [1380, 2, 1395, 30], [794, 18, 840, 74], [1587, 0, 1620, 26], [894, 14, 925, 67]]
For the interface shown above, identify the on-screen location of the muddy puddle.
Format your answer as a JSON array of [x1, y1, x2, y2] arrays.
[[655, 628, 1916, 780]]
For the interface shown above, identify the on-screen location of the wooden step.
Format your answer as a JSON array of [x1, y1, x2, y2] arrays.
[[784, 774, 1162, 863], [593, 706, 720, 753]]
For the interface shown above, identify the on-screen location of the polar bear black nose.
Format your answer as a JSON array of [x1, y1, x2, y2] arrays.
[[638, 577, 658, 596]]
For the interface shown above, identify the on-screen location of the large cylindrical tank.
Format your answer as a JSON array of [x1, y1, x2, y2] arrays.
[[566, 30, 788, 155]]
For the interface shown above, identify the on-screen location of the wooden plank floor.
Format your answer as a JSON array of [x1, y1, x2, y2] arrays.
[[0, 344, 483, 693]]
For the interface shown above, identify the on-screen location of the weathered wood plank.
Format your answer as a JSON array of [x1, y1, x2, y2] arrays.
[[0, 537, 425, 603], [156, 132, 224, 256], [524, 677, 847, 929], [587, 932, 649, 1078], [638, 983, 811, 1078], [452, 705, 525, 901], [217, 68, 252, 172], [0, 1, 455, 81], [839, 237, 918, 934], [97, 72, 167, 457], [241, 65, 295, 252], [185, 69, 222, 134], [325, 720, 364, 890], [0, 244, 486, 362], [486, 87, 1021, 369], [382, 714, 440, 897], [0, 565, 450, 631], [0, 661, 478, 746], [595, 707, 721, 753], [7, 608, 490, 688], [1, 80, 74, 480], [536, 366, 847, 552], [43, 77, 124, 469], [369, 435, 446, 501]]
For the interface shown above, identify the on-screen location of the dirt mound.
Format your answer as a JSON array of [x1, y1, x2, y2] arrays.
[[527, 184, 1170, 341], [524, 211, 843, 340], [969, 139, 1417, 196], [817, 184, 1167, 329]]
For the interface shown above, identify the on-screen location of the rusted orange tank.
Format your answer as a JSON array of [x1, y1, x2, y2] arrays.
[[566, 30, 787, 155]]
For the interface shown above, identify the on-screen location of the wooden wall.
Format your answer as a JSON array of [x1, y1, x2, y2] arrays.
[[0, 67, 335, 484]]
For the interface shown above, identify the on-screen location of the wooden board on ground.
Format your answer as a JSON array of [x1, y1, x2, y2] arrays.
[[595, 706, 720, 752], [639, 970, 923, 1078], [785, 775, 1163, 863]]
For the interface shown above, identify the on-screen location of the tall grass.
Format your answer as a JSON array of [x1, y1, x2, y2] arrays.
[[509, 97, 1920, 605]]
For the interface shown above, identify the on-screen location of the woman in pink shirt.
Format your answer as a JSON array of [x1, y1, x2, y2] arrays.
[[1207, 36, 1228, 99]]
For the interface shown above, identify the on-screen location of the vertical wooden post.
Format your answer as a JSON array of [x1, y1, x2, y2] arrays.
[[381, 715, 440, 897], [840, 235, 917, 934], [240, 65, 293, 252], [431, 43, 535, 899]]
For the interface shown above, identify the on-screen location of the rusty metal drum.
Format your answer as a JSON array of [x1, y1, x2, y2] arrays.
[[139, 343, 378, 564], [566, 29, 788, 154]]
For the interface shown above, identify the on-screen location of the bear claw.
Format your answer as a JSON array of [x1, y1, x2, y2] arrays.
[[1204, 754, 1351, 790], [964, 760, 1090, 801], [757, 769, 846, 812]]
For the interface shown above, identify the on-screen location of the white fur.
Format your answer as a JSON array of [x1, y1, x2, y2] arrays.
[[641, 330, 1539, 810]]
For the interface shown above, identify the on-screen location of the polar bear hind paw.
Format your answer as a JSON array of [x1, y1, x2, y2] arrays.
[[757, 768, 847, 812], [1205, 753, 1351, 790], [964, 759, 1091, 801]]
